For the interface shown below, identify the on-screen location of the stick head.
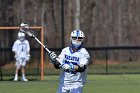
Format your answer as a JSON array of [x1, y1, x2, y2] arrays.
[[20, 23, 29, 32], [19, 23, 34, 37]]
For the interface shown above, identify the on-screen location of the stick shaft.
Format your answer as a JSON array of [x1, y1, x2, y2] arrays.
[[33, 34, 63, 64], [33, 35, 51, 54]]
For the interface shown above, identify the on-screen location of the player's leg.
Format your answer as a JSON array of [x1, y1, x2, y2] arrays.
[[14, 60, 21, 81], [70, 86, 83, 93], [21, 59, 28, 81], [14, 68, 19, 81], [21, 66, 28, 81], [56, 84, 70, 93]]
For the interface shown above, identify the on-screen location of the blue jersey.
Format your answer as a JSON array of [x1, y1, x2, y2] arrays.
[[58, 47, 90, 87]]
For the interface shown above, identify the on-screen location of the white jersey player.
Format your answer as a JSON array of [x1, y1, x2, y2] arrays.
[[12, 32, 30, 82], [49, 30, 90, 93]]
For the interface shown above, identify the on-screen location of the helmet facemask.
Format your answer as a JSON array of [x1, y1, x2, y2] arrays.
[[70, 30, 85, 50], [71, 36, 84, 49], [18, 32, 25, 42], [18, 36, 25, 42]]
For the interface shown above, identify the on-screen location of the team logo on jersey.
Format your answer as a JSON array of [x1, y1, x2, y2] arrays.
[[65, 54, 79, 62]]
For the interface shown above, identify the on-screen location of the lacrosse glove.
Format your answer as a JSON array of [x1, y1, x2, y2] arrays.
[[14, 55, 19, 61], [26, 54, 31, 62], [61, 63, 74, 71], [49, 51, 57, 64]]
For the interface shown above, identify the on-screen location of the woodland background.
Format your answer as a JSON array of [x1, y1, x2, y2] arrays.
[[0, 0, 140, 48]]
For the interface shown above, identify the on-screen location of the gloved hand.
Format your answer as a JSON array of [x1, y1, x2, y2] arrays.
[[61, 63, 74, 71], [14, 55, 19, 61], [49, 51, 57, 63], [26, 54, 30, 62]]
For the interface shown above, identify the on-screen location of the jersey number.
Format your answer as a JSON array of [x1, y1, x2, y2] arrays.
[[21, 45, 26, 51]]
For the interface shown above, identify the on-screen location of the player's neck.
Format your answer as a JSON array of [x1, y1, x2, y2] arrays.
[[72, 48, 78, 52]]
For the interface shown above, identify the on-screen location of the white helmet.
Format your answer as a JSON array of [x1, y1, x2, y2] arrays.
[[70, 30, 85, 49], [18, 32, 25, 42]]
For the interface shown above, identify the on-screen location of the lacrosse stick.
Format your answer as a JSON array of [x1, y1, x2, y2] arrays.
[[19, 23, 51, 54], [19, 23, 62, 65]]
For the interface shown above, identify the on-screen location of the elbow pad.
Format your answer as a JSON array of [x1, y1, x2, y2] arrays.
[[50, 60, 61, 69], [54, 64, 60, 69], [77, 65, 87, 72], [53, 61, 61, 69]]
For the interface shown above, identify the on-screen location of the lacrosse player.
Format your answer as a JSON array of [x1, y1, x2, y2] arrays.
[[49, 30, 90, 93], [12, 31, 30, 82]]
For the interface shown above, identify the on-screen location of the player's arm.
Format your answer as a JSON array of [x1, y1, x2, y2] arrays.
[[74, 65, 87, 72], [12, 42, 18, 59], [12, 41, 17, 53], [25, 40, 31, 61], [27, 41, 30, 54], [53, 61, 61, 69], [62, 54, 90, 72], [26, 50, 31, 61], [49, 51, 62, 69], [75, 53, 90, 72], [60, 63, 87, 72], [13, 50, 19, 61]]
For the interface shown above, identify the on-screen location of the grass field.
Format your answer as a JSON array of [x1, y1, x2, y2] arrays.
[[0, 74, 140, 93]]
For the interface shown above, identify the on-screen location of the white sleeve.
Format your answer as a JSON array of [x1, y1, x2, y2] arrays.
[[79, 49, 90, 67], [26, 40, 30, 51], [57, 49, 66, 64], [12, 41, 18, 52]]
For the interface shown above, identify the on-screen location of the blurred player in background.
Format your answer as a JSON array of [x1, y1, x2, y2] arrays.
[[49, 30, 90, 93], [12, 30, 30, 82]]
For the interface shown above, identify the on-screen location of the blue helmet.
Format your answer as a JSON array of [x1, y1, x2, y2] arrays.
[[70, 30, 85, 49]]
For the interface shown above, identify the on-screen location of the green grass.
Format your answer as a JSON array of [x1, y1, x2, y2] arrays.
[[88, 62, 140, 74], [0, 74, 140, 93], [86, 75, 140, 93]]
